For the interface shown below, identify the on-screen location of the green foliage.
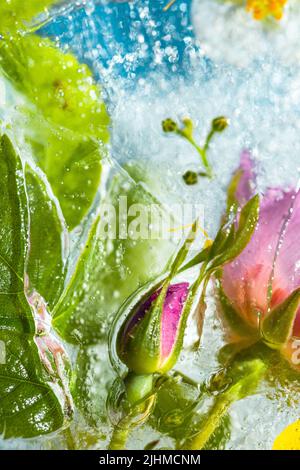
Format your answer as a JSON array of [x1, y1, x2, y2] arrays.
[[0, 331, 65, 438], [72, 344, 113, 429], [0, 135, 71, 439], [202, 414, 231, 450], [0, 135, 32, 334], [262, 288, 300, 347], [209, 194, 260, 272], [41, 127, 104, 230], [25, 165, 67, 309], [0, 0, 60, 33], [151, 374, 231, 450], [179, 194, 259, 280], [162, 115, 228, 181], [0, 34, 110, 229], [182, 350, 268, 450], [117, 220, 198, 375], [0, 35, 109, 139], [53, 172, 175, 345]]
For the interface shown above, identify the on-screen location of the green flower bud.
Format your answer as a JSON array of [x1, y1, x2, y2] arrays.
[[180, 117, 194, 139], [212, 116, 229, 133], [183, 170, 198, 185], [162, 118, 178, 133]]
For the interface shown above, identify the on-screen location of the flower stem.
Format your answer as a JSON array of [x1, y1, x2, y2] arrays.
[[107, 373, 155, 450], [189, 138, 213, 178], [108, 422, 131, 450], [203, 129, 214, 155], [181, 352, 268, 450], [63, 427, 76, 450], [183, 394, 233, 450]]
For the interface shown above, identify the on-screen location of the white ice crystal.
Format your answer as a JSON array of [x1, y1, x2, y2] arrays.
[[192, 0, 300, 67]]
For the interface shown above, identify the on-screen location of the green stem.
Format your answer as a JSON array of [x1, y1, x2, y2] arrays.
[[108, 373, 155, 450], [108, 422, 131, 450], [191, 139, 213, 178], [63, 427, 76, 450], [203, 129, 215, 155], [179, 130, 213, 178], [184, 395, 232, 450], [180, 350, 269, 450]]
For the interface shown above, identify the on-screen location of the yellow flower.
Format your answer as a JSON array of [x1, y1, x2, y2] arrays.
[[273, 420, 300, 450], [246, 0, 287, 21]]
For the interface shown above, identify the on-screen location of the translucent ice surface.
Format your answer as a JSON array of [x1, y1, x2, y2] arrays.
[[2, 0, 300, 450], [38, 0, 300, 232], [192, 0, 300, 67]]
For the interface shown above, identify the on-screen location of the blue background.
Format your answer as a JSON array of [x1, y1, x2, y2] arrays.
[[40, 0, 203, 84]]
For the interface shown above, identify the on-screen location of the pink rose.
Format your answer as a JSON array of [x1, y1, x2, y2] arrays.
[[220, 151, 300, 366]]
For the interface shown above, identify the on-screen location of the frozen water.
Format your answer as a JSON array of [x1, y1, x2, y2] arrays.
[[192, 0, 300, 67], [39, 0, 300, 236], [2, 0, 300, 450]]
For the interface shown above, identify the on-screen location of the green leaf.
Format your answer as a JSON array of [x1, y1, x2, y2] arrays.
[[53, 172, 175, 344], [203, 414, 231, 450], [0, 0, 60, 33], [52, 214, 102, 344], [178, 245, 210, 273], [0, 331, 65, 438], [0, 34, 110, 229], [0, 135, 72, 438], [226, 357, 267, 401], [179, 195, 259, 352], [0, 134, 32, 334], [209, 223, 235, 262], [182, 352, 267, 450], [41, 129, 104, 231], [176, 195, 259, 340], [144, 440, 160, 450], [209, 194, 260, 271], [226, 168, 242, 215], [262, 288, 300, 347], [0, 35, 109, 140], [25, 164, 67, 309]]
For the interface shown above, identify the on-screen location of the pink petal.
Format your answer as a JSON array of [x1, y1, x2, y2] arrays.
[[222, 188, 297, 329], [161, 283, 189, 360], [122, 282, 189, 359], [271, 190, 300, 335], [272, 191, 300, 291]]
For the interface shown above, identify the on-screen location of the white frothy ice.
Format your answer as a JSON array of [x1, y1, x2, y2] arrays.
[[192, 0, 300, 67], [110, 57, 300, 237]]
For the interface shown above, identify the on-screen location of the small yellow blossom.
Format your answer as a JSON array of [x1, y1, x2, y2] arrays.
[[273, 420, 300, 450], [246, 0, 287, 21]]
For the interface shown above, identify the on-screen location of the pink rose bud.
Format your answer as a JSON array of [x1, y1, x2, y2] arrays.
[[117, 282, 189, 375]]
